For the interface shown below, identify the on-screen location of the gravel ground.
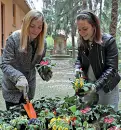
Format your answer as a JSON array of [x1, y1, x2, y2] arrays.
[[34, 59, 75, 99], [0, 58, 121, 110]]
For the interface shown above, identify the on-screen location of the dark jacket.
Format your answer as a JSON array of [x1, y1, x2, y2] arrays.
[[75, 33, 120, 93], [1, 30, 47, 103]]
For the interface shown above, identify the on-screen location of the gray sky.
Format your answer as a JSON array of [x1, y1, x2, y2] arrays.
[[34, 0, 43, 11]]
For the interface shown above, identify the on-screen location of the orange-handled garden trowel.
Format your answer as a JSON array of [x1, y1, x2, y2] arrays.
[[23, 93, 37, 119]]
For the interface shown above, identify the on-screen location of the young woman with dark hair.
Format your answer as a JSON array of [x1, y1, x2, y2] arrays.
[[75, 10, 120, 111]]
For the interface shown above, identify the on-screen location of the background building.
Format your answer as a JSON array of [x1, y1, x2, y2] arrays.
[[0, 0, 31, 55]]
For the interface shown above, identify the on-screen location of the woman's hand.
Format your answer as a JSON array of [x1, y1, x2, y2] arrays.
[[39, 69, 53, 81], [16, 76, 29, 99]]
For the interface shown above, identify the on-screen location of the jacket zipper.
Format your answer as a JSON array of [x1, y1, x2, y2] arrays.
[[82, 51, 90, 62], [101, 49, 104, 64]]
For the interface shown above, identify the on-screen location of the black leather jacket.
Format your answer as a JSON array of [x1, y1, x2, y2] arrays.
[[75, 33, 120, 93]]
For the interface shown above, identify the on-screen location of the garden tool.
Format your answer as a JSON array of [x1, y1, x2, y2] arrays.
[[23, 92, 37, 119]]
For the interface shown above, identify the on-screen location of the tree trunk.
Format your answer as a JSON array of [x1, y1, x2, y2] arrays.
[[71, 33, 75, 59], [82, 0, 87, 10], [94, 0, 99, 11], [71, 16, 76, 59], [99, 0, 102, 21], [88, 0, 92, 10], [109, 0, 118, 38]]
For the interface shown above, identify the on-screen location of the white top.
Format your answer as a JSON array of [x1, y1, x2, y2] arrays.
[[87, 64, 96, 82]]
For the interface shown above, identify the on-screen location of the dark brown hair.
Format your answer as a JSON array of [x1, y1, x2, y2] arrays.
[[76, 10, 102, 47]]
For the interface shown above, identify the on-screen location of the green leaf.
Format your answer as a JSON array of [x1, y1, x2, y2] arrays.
[[69, 105, 76, 113], [83, 121, 89, 128], [75, 110, 81, 116], [94, 113, 100, 120], [83, 87, 89, 91]]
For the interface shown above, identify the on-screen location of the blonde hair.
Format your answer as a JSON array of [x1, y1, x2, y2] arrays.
[[20, 9, 47, 55]]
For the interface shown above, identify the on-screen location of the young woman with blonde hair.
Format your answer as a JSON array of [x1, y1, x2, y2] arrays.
[[1, 10, 52, 110]]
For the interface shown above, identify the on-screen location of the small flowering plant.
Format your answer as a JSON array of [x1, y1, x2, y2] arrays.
[[100, 115, 121, 129], [71, 76, 94, 96], [80, 106, 91, 114], [36, 57, 56, 76], [79, 106, 99, 124], [48, 117, 70, 130], [69, 106, 99, 129], [70, 68, 96, 97], [108, 126, 121, 130]]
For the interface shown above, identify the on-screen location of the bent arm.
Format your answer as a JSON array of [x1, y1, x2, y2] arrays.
[[1, 36, 24, 83], [95, 37, 120, 92]]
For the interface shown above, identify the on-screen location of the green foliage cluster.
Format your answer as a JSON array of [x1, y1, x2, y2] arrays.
[[0, 96, 121, 129], [66, 40, 72, 50], [46, 36, 54, 50]]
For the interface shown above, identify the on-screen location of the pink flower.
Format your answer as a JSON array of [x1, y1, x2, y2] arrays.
[[108, 126, 120, 130], [40, 61, 49, 65], [104, 117, 114, 124], [80, 107, 91, 114]]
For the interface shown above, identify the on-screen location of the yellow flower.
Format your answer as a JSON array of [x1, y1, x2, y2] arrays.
[[64, 128, 69, 130], [14, 128, 17, 130], [80, 78, 84, 87], [74, 79, 79, 86], [50, 118, 56, 124], [57, 117, 61, 121], [52, 124, 56, 130], [58, 126, 62, 130]]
